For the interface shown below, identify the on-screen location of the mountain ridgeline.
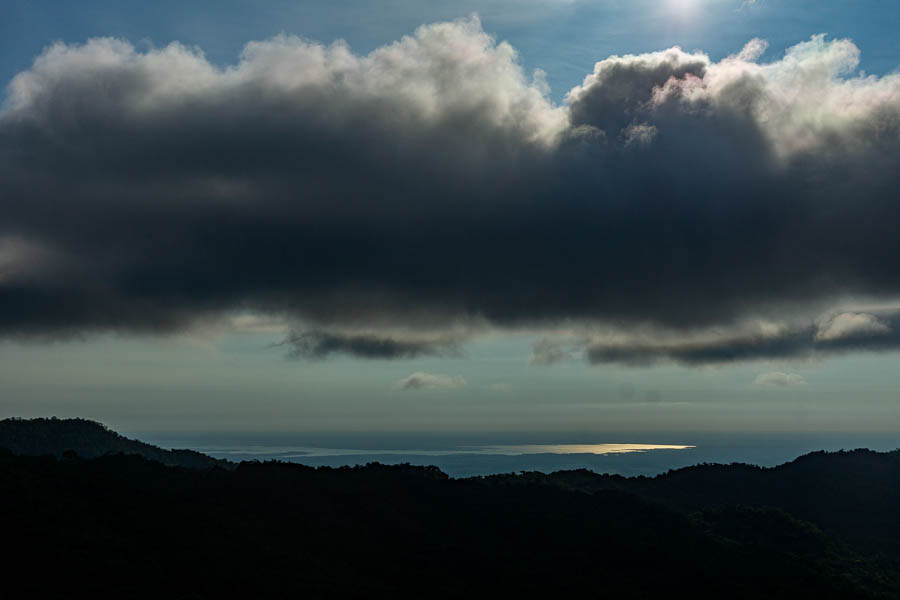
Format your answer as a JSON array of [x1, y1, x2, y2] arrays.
[[0, 417, 229, 469], [2, 418, 899, 598]]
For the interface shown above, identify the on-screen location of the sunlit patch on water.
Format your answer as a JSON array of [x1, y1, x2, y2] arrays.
[[183, 442, 696, 458], [475, 444, 695, 456]]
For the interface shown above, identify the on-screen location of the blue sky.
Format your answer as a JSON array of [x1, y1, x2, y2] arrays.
[[2, 0, 900, 433]]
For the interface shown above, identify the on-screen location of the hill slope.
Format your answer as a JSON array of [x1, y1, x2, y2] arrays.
[[512, 447, 900, 557], [0, 417, 230, 469]]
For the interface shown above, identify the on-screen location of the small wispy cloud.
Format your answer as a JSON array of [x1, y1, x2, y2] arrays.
[[396, 371, 466, 391], [754, 371, 807, 387], [733, 38, 768, 62]]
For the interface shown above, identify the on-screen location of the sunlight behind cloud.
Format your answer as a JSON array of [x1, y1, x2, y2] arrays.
[[664, 0, 702, 20]]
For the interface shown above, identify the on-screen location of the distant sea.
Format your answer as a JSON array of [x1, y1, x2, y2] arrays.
[[137, 431, 900, 478]]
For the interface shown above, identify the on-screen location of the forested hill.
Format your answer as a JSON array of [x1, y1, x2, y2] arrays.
[[1, 419, 900, 598], [486, 447, 900, 559], [0, 417, 230, 469]]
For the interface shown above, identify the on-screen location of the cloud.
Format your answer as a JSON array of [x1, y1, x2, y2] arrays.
[[396, 371, 466, 390], [276, 330, 461, 360], [815, 312, 890, 341], [529, 336, 589, 364], [530, 338, 572, 365], [733, 38, 768, 62], [585, 310, 900, 366], [754, 371, 807, 387], [566, 46, 708, 134], [2, 20, 900, 364]]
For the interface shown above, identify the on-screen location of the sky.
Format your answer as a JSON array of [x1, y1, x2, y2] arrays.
[[1, 0, 900, 434]]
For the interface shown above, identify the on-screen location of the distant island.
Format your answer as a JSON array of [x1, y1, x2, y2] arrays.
[[2, 417, 899, 598]]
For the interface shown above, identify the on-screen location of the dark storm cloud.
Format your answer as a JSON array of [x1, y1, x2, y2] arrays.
[[2, 20, 900, 362], [585, 311, 900, 366], [276, 330, 460, 360]]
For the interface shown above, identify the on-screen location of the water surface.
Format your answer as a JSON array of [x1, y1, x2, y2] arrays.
[[137, 431, 899, 478]]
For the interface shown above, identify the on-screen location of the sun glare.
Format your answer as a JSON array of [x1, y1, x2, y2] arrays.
[[665, 0, 701, 20]]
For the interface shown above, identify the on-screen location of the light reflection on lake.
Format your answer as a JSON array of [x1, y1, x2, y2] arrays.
[[175, 442, 694, 458], [477, 444, 695, 455]]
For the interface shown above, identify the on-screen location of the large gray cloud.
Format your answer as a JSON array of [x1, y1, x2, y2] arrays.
[[2, 19, 900, 362]]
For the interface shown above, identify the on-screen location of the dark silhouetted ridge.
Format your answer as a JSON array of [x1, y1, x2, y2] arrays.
[[0, 417, 229, 469]]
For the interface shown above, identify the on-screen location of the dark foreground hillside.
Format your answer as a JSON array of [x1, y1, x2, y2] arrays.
[[524, 448, 900, 559], [1, 419, 899, 598]]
